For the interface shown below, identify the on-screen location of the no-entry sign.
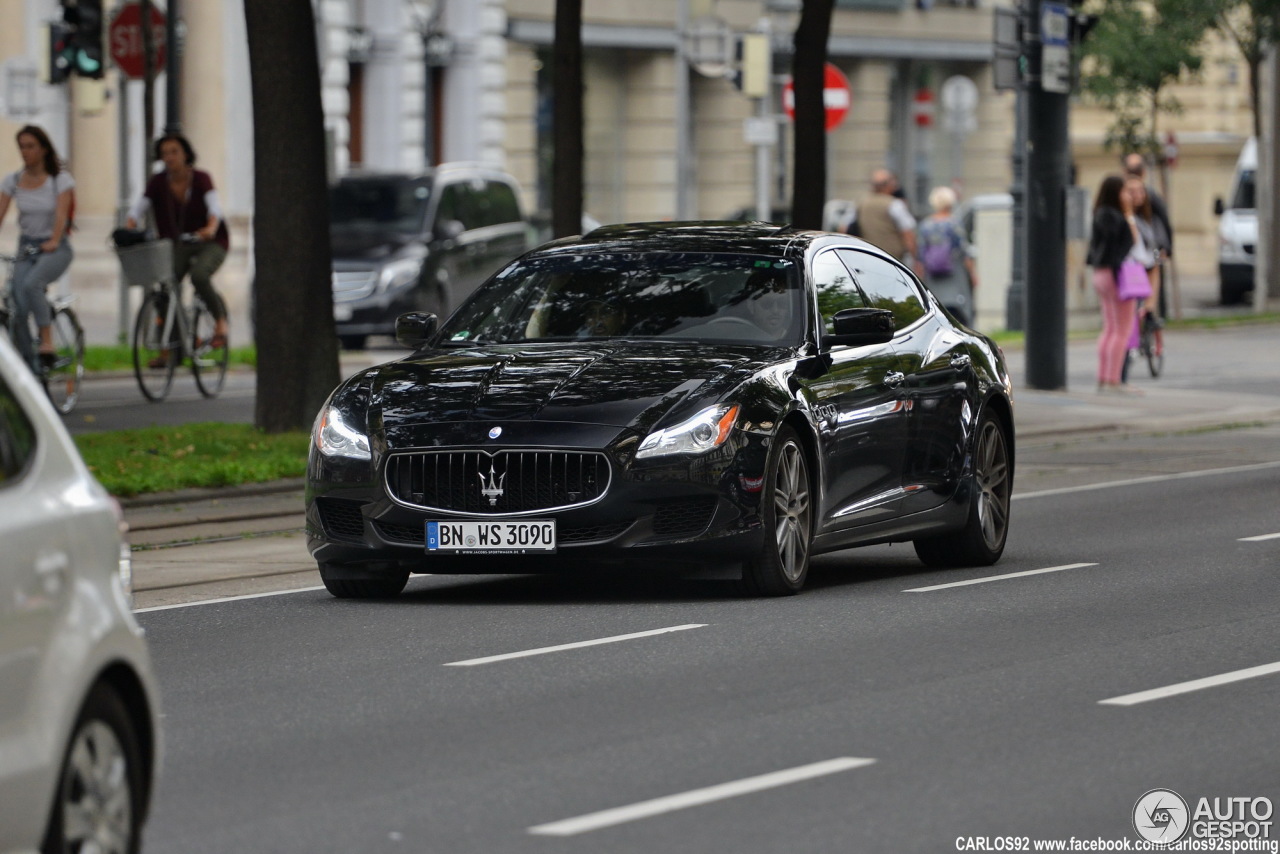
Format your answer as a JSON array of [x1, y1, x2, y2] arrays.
[[782, 63, 851, 132], [109, 2, 168, 80]]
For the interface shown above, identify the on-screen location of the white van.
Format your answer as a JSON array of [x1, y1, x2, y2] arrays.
[[1213, 137, 1256, 304]]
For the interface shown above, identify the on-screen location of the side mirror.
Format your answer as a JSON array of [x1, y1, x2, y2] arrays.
[[824, 308, 895, 348], [1213, 198, 1224, 217], [433, 219, 465, 241], [395, 312, 439, 349]]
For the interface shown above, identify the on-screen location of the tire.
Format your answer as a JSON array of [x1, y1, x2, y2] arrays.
[[338, 335, 367, 351], [44, 306, 85, 414], [42, 683, 146, 854], [131, 293, 176, 402], [319, 563, 409, 599], [190, 303, 229, 398], [742, 426, 813, 596], [914, 411, 1012, 568], [1140, 315, 1163, 378]]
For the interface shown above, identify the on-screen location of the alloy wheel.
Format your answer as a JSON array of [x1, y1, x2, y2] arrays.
[[60, 720, 134, 854], [974, 419, 1011, 552], [772, 440, 811, 583]]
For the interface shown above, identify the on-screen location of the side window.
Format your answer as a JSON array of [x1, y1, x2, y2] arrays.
[[436, 184, 461, 228], [811, 249, 867, 333], [837, 249, 927, 330], [0, 374, 37, 487], [485, 182, 522, 226]]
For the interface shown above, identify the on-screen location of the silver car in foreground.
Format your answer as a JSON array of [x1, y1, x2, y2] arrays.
[[0, 335, 159, 854]]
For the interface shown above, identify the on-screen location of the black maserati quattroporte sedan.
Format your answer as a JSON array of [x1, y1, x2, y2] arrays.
[[306, 222, 1014, 598]]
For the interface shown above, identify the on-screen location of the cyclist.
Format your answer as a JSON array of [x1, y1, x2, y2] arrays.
[[125, 133, 230, 351], [0, 125, 75, 374]]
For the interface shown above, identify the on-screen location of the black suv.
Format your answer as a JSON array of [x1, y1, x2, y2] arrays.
[[329, 164, 529, 349]]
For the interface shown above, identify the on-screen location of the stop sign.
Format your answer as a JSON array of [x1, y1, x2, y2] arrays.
[[782, 63, 851, 132], [109, 2, 167, 80]]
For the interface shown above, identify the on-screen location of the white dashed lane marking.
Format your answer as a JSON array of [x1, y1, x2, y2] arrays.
[[527, 757, 877, 836], [444, 624, 707, 667], [902, 563, 1098, 593], [1099, 661, 1280, 706]]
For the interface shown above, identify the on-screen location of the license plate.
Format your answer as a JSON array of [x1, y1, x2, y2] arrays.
[[426, 520, 557, 554], [333, 304, 353, 322]]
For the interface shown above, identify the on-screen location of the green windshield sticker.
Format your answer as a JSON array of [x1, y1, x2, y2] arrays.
[[754, 260, 771, 268], [451, 331, 471, 340]]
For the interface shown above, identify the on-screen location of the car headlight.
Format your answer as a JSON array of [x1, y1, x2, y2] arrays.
[[314, 406, 372, 461], [636, 404, 739, 459], [379, 257, 423, 293]]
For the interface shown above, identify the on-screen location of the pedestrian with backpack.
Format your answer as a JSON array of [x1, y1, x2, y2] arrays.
[[0, 125, 75, 375], [917, 186, 978, 327]]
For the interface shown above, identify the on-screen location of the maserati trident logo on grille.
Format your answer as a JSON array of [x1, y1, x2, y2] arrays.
[[488, 426, 502, 439], [479, 463, 506, 506]]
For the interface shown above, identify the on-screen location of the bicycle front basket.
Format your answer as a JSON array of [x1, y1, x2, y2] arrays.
[[115, 239, 174, 288]]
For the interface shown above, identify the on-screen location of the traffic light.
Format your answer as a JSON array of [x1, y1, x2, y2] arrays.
[[46, 21, 74, 83], [58, 0, 105, 79], [73, 0, 104, 78]]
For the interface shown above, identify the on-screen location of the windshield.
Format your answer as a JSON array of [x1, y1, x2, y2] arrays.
[[330, 178, 431, 233], [1230, 169, 1255, 211], [437, 252, 805, 347]]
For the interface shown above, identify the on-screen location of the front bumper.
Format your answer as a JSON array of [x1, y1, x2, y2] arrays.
[[306, 432, 772, 574]]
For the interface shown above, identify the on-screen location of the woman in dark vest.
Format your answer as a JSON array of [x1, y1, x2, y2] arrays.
[[126, 133, 230, 348]]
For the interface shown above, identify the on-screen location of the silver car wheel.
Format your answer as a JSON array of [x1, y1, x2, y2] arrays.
[[773, 439, 811, 583], [61, 720, 133, 854], [974, 419, 1011, 552]]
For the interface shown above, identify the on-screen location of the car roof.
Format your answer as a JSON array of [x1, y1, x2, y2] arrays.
[[528, 221, 838, 259]]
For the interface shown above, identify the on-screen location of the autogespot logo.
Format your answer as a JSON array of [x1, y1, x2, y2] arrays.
[[1134, 789, 1191, 843]]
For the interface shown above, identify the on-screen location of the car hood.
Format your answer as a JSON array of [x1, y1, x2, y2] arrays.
[[1219, 209, 1257, 244], [330, 228, 420, 261], [366, 342, 779, 435]]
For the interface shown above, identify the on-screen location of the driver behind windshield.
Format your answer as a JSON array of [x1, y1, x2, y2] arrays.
[[742, 268, 795, 339]]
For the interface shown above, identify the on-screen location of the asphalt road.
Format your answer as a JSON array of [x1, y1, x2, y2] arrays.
[[134, 429, 1280, 853]]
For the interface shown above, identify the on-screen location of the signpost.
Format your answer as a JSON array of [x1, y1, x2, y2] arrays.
[[782, 63, 851, 132], [109, 2, 167, 80]]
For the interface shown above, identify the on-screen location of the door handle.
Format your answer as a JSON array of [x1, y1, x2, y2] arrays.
[[883, 371, 905, 388], [950, 354, 972, 370]]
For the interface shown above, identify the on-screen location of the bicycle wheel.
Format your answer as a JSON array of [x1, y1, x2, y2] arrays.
[[132, 291, 177, 401], [1141, 315, 1164, 378], [190, 302, 228, 398], [44, 306, 85, 414]]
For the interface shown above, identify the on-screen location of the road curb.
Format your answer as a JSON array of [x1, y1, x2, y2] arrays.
[[119, 477, 304, 509]]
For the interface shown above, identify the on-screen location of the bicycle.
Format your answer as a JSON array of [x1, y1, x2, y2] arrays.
[[114, 237, 228, 402], [1137, 309, 1164, 378], [0, 246, 86, 413]]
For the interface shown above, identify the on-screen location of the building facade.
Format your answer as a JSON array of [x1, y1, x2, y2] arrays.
[[0, 0, 1260, 339]]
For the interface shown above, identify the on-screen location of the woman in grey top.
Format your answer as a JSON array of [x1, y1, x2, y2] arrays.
[[0, 125, 75, 373]]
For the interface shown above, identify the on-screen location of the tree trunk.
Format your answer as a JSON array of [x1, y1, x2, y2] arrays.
[[790, 0, 836, 230], [244, 0, 340, 432], [552, 0, 584, 238], [1249, 53, 1262, 140]]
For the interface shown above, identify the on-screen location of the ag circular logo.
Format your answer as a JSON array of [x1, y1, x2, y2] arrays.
[[1133, 789, 1190, 843]]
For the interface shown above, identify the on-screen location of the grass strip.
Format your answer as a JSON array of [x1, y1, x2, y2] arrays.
[[82, 344, 257, 372], [73, 422, 309, 497]]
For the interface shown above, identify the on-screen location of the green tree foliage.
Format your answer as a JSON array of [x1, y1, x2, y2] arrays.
[[1196, 0, 1280, 139], [1079, 0, 1212, 157]]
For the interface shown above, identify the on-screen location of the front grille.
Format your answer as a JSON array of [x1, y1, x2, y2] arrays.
[[385, 450, 611, 515], [652, 496, 718, 536], [317, 498, 367, 542], [374, 518, 632, 546], [333, 269, 378, 302]]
